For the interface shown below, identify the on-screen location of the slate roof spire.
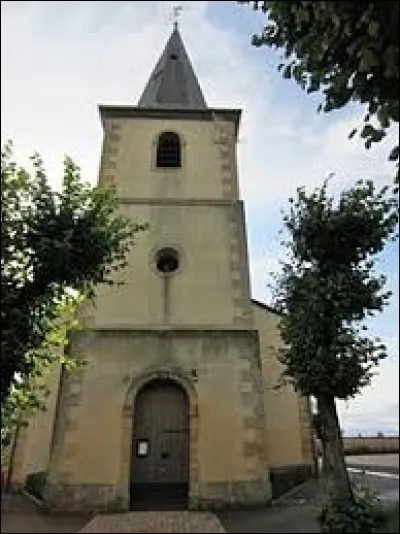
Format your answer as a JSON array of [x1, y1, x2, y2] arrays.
[[138, 25, 207, 110]]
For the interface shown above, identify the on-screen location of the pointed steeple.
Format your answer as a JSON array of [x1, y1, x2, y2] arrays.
[[138, 27, 207, 110]]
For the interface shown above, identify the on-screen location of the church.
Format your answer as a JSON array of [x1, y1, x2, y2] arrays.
[[11, 24, 315, 512]]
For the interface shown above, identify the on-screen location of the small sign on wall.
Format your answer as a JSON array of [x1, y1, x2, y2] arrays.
[[136, 439, 150, 458]]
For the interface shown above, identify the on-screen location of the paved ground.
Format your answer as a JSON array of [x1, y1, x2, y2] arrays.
[[345, 453, 399, 502], [0, 494, 90, 533], [1, 455, 398, 534], [80, 511, 225, 533], [219, 466, 399, 534], [346, 454, 399, 475], [219, 503, 320, 533], [1, 492, 320, 534], [346, 454, 399, 469]]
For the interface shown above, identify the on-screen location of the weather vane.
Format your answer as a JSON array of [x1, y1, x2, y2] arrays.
[[172, 5, 183, 30]]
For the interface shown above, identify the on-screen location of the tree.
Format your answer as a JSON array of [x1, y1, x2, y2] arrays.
[[272, 179, 398, 501], [240, 1, 399, 164], [1, 141, 146, 405], [1, 293, 85, 452]]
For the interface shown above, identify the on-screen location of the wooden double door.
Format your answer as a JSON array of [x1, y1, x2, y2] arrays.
[[130, 379, 189, 509]]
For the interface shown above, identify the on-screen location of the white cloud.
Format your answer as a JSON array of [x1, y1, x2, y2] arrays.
[[2, 1, 396, 202], [1, 1, 269, 192], [338, 357, 399, 436], [239, 111, 398, 213], [249, 246, 285, 304]]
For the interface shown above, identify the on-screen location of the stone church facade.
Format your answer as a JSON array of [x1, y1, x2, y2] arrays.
[[11, 26, 315, 512]]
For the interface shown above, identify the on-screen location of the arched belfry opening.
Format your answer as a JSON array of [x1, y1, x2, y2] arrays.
[[130, 379, 190, 509], [156, 131, 181, 168]]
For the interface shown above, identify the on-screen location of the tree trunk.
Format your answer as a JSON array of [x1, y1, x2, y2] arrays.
[[6, 423, 21, 493], [316, 394, 353, 500]]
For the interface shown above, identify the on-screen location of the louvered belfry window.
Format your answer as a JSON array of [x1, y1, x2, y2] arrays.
[[156, 132, 181, 168]]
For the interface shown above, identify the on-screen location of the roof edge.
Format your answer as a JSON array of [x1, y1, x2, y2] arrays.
[[99, 104, 242, 115], [251, 298, 283, 316], [98, 105, 242, 135]]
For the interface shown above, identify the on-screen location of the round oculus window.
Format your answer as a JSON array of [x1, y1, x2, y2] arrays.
[[155, 247, 180, 274]]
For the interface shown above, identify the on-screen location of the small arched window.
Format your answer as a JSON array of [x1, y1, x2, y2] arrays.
[[156, 132, 181, 168]]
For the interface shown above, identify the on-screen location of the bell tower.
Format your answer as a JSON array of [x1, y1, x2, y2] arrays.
[[44, 25, 271, 512], [91, 25, 254, 330]]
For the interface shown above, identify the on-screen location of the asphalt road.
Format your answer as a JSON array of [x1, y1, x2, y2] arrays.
[[346, 454, 399, 472], [346, 453, 399, 474], [347, 455, 399, 502], [220, 456, 399, 534]]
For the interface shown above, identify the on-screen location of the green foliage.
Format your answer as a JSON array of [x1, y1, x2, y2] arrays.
[[272, 178, 397, 501], [1, 140, 147, 406], [1, 293, 85, 450], [379, 502, 399, 533], [240, 1, 399, 161], [318, 483, 385, 533], [273, 179, 398, 400]]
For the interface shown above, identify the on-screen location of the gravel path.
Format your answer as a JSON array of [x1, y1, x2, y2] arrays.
[[79, 511, 226, 533]]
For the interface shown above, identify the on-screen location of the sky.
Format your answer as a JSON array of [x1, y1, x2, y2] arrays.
[[1, 1, 398, 436]]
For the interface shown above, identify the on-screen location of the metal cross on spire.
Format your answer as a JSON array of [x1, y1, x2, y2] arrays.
[[172, 5, 183, 30]]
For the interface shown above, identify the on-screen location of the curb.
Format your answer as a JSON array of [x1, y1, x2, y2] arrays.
[[21, 488, 44, 509]]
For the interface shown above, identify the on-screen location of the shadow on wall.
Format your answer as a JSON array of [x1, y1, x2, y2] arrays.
[[269, 465, 313, 499], [25, 472, 47, 501]]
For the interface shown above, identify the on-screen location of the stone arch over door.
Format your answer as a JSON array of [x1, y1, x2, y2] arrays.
[[120, 368, 199, 510]]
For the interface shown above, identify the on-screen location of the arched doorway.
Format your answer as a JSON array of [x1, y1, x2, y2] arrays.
[[130, 379, 189, 509]]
